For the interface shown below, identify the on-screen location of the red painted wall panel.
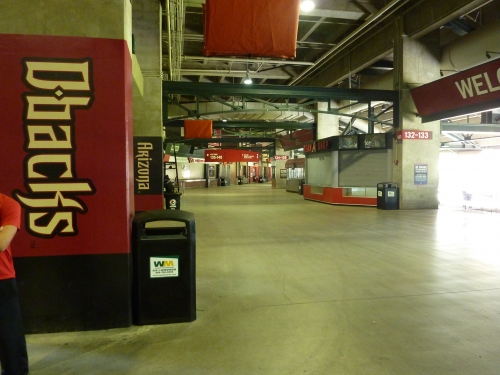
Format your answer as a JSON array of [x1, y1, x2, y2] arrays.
[[303, 185, 377, 206], [204, 0, 300, 59], [0, 34, 133, 257]]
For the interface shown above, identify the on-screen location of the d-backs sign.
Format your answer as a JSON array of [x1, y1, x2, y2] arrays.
[[0, 34, 133, 257]]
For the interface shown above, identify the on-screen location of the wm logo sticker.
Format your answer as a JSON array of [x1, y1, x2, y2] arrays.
[[150, 256, 179, 278]]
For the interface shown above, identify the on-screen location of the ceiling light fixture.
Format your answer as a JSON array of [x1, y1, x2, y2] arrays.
[[244, 62, 253, 84], [300, 0, 315, 11]]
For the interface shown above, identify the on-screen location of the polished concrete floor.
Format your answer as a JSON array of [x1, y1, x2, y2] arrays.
[[26, 184, 500, 374]]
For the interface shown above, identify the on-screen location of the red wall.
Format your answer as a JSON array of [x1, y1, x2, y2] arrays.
[[303, 185, 377, 206]]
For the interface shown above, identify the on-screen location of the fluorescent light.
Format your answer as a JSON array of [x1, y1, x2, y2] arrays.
[[300, 0, 315, 11]]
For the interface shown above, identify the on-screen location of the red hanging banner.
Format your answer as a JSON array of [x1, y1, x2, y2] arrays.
[[184, 119, 213, 139], [203, 0, 300, 59], [205, 149, 260, 162]]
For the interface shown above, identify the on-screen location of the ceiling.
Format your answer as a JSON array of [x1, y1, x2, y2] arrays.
[[160, 0, 500, 153]]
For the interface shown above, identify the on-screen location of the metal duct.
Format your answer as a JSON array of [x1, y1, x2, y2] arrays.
[[440, 20, 500, 75]]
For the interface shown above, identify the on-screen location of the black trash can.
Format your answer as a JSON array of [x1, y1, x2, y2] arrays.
[[220, 177, 226, 186], [237, 177, 243, 185], [132, 209, 196, 325], [164, 192, 181, 210], [377, 182, 399, 210], [298, 179, 305, 195]]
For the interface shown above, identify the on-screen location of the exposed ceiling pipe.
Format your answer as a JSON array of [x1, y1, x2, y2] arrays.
[[288, 0, 410, 86], [182, 56, 314, 67], [440, 20, 500, 75], [166, 0, 185, 81], [166, 0, 173, 81], [179, 69, 290, 80]]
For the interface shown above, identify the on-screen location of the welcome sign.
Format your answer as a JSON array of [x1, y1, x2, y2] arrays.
[[411, 58, 500, 122]]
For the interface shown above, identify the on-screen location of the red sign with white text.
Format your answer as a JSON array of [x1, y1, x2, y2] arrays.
[[396, 130, 432, 140], [205, 149, 260, 162], [410, 58, 500, 122], [0, 34, 133, 257], [274, 155, 289, 160]]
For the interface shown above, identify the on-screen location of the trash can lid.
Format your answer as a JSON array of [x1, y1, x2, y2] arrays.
[[377, 182, 398, 188], [133, 209, 194, 225]]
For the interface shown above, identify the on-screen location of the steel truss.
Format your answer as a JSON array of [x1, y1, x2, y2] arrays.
[[163, 81, 400, 132]]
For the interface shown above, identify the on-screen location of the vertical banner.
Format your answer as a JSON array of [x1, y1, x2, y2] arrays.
[[134, 137, 163, 195], [134, 136, 164, 212]]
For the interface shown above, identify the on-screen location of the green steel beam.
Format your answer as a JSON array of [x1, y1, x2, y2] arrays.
[[163, 82, 399, 128], [163, 81, 399, 102], [165, 107, 392, 127], [182, 137, 276, 144], [165, 120, 315, 130], [441, 123, 500, 134], [204, 95, 242, 111]]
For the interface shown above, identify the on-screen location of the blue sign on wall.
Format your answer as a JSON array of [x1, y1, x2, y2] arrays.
[[414, 164, 428, 185]]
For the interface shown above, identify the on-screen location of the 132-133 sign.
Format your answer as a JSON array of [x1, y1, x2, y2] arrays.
[[396, 130, 432, 140]]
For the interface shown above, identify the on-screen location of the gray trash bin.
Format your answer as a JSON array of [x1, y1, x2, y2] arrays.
[[132, 210, 196, 325], [164, 192, 181, 210], [377, 182, 399, 210]]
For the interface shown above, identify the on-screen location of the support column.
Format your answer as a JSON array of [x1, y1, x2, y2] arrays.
[[393, 26, 441, 209], [272, 142, 291, 189], [0, 0, 134, 332], [132, 0, 165, 211]]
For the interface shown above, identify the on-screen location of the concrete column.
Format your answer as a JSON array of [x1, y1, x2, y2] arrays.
[[272, 143, 292, 189], [132, 0, 163, 138], [131, 0, 165, 212], [393, 28, 441, 209], [0, 0, 132, 47], [0, 0, 135, 332], [317, 101, 341, 139]]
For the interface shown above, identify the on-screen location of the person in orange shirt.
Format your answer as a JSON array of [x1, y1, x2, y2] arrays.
[[0, 193, 29, 375]]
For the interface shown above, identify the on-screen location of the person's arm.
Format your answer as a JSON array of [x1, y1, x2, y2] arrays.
[[0, 225, 18, 252]]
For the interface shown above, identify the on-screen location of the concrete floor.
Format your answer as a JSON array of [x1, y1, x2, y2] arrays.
[[26, 184, 500, 374]]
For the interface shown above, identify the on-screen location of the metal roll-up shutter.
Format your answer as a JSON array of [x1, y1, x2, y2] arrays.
[[339, 150, 391, 187]]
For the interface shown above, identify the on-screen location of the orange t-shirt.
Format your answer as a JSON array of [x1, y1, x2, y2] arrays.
[[0, 193, 21, 280]]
